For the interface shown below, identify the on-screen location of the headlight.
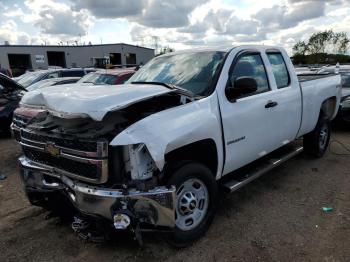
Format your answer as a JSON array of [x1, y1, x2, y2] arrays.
[[126, 143, 156, 181]]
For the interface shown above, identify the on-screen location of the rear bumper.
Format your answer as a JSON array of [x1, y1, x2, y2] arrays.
[[19, 156, 176, 229]]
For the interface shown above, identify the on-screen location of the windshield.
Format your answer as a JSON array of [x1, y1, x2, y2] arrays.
[[17, 71, 43, 87], [128, 51, 226, 95], [26, 79, 57, 92], [77, 72, 118, 85]]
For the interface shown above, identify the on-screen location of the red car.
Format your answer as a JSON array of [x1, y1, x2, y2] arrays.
[[0, 68, 12, 78], [77, 69, 135, 85]]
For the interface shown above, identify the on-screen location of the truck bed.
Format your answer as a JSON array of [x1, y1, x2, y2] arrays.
[[298, 73, 336, 82], [297, 73, 341, 138]]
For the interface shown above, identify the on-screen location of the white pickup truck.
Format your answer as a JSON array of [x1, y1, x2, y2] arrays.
[[13, 45, 341, 246]]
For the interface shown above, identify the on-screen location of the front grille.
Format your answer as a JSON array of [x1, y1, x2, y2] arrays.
[[21, 130, 98, 152], [23, 147, 99, 179], [13, 114, 30, 129], [20, 129, 108, 184]]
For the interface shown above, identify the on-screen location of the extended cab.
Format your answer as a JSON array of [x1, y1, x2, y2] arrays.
[[14, 46, 341, 246]]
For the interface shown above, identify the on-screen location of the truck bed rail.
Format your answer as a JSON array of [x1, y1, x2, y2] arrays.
[[298, 73, 336, 82]]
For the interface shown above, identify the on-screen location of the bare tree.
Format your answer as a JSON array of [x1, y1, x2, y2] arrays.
[[293, 30, 349, 56], [307, 30, 333, 54], [333, 32, 350, 54], [292, 41, 308, 55]]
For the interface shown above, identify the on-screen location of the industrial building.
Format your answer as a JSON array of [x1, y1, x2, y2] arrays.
[[0, 43, 154, 76]]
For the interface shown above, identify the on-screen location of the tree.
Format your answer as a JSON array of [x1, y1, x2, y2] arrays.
[[292, 41, 308, 55], [292, 30, 349, 56], [307, 30, 333, 55], [292, 30, 350, 64], [333, 32, 350, 54]]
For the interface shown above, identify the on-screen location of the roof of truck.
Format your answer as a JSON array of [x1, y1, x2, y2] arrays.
[[93, 69, 136, 76], [160, 45, 284, 56]]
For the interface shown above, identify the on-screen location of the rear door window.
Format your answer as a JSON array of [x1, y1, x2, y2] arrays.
[[266, 53, 290, 89]]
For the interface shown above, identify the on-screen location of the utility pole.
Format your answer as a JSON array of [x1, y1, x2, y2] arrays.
[[152, 36, 159, 54]]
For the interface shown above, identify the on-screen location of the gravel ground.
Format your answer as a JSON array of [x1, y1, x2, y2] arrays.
[[0, 127, 350, 262]]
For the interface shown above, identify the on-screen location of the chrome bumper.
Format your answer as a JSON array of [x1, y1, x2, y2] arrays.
[[19, 156, 176, 228], [10, 123, 21, 141]]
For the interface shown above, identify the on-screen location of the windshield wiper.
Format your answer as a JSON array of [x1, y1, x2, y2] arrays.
[[131, 81, 196, 97]]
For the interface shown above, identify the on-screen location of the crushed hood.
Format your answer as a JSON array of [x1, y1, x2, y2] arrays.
[[21, 84, 173, 121]]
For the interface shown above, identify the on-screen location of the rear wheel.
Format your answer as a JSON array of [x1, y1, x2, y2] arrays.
[[166, 162, 218, 247], [304, 113, 331, 157]]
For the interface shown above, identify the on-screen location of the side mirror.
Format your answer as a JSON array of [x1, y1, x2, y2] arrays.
[[226, 77, 258, 100]]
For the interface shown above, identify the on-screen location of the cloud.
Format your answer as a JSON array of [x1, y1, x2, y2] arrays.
[[177, 8, 261, 44], [136, 0, 208, 28], [254, 2, 325, 31], [3, 7, 25, 18], [0, 0, 349, 54], [225, 16, 259, 35], [71, 0, 208, 28], [179, 9, 232, 34], [22, 0, 91, 36], [35, 9, 90, 36], [72, 0, 145, 18], [0, 20, 30, 44]]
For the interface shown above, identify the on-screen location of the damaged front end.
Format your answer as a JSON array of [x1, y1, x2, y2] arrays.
[[16, 91, 193, 241]]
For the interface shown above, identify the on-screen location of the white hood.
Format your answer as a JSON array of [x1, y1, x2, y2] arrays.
[[21, 84, 172, 121]]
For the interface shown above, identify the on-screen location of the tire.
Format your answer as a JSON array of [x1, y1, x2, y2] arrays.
[[303, 113, 331, 158], [166, 162, 218, 247]]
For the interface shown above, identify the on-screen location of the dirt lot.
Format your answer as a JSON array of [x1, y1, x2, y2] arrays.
[[0, 127, 350, 262]]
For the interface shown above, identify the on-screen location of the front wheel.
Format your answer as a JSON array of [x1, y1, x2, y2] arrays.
[[166, 162, 218, 247], [304, 113, 331, 157]]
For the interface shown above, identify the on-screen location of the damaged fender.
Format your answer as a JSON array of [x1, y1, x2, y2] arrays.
[[110, 95, 224, 179]]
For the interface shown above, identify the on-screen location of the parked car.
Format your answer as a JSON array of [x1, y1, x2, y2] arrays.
[[26, 77, 80, 92], [0, 68, 13, 78], [77, 69, 135, 85], [0, 73, 26, 136], [16, 68, 96, 88], [317, 65, 350, 122], [14, 46, 341, 246]]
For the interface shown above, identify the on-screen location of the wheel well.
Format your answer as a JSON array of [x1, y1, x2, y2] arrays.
[[164, 139, 218, 176], [321, 96, 337, 120]]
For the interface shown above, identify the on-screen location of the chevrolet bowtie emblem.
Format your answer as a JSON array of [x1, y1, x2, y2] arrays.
[[45, 142, 60, 157]]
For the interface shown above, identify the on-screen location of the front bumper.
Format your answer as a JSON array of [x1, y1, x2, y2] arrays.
[[19, 156, 176, 229]]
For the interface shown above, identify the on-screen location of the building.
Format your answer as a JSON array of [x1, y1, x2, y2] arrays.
[[0, 43, 154, 76]]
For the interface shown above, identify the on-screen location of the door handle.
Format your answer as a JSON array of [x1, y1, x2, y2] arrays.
[[265, 101, 278, 108]]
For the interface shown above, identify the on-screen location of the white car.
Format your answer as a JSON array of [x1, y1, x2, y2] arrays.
[[25, 77, 80, 92], [14, 45, 341, 246]]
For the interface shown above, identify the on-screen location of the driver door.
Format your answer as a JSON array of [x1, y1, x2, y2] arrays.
[[218, 50, 282, 175]]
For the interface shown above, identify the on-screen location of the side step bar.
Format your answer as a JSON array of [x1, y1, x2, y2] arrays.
[[222, 146, 304, 193]]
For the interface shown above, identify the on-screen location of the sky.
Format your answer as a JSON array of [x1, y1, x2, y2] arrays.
[[0, 0, 349, 54]]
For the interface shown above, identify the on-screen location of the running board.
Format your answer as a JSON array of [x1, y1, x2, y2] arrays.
[[222, 146, 304, 193]]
